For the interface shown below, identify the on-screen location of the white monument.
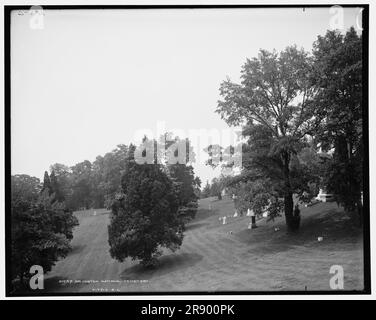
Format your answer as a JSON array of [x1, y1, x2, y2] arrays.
[[315, 188, 334, 202], [246, 208, 254, 217]]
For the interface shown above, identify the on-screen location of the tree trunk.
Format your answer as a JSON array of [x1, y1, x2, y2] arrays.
[[251, 216, 257, 228], [283, 151, 299, 232], [284, 191, 296, 231]]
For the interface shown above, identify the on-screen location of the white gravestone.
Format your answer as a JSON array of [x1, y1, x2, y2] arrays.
[[246, 208, 254, 217]]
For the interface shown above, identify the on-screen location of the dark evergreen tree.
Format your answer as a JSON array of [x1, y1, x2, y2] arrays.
[[108, 160, 183, 267], [49, 170, 65, 202], [42, 171, 51, 195]]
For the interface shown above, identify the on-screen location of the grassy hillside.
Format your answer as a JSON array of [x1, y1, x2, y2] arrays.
[[44, 197, 364, 293]]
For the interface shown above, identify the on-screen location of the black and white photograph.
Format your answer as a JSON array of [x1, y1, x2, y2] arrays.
[[4, 3, 370, 297]]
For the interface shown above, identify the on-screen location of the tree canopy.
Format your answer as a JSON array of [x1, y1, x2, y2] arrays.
[[215, 46, 319, 231], [108, 159, 183, 267], [312, 27, 363, 223], [11, 175, 78, 291], [208, 27, 364, 229]]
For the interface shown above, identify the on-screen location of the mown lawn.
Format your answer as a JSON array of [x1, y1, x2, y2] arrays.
[[44, 197, 364, 293]]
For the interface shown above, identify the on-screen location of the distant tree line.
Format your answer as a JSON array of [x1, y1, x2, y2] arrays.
[[36, 144, 132, 212], [200, 176, 230, 200], [33, 137, 202, 214]]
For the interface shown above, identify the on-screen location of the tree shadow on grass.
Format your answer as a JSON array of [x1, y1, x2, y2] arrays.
[[185, 221, 209, 232], [69, 244, 86, 256], [236, 208, 363, 255], [120, 252, 203, 280], [193, 208, 217, 222]]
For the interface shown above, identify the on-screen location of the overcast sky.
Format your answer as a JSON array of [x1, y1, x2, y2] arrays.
[[11, 7, 362, 183]]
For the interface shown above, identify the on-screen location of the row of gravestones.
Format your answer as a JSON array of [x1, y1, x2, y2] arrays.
[[217, 208, 257, 229]]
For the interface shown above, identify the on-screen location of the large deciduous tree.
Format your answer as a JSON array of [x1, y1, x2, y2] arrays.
[[312, 27, 363, 224], [92, 144, 130, 209], [70, 160, 93, 210], [210, 176, 224, 200], [11, 175, 78, 291], [216, 46, 318, 231], [11, 174, 42, 210]]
